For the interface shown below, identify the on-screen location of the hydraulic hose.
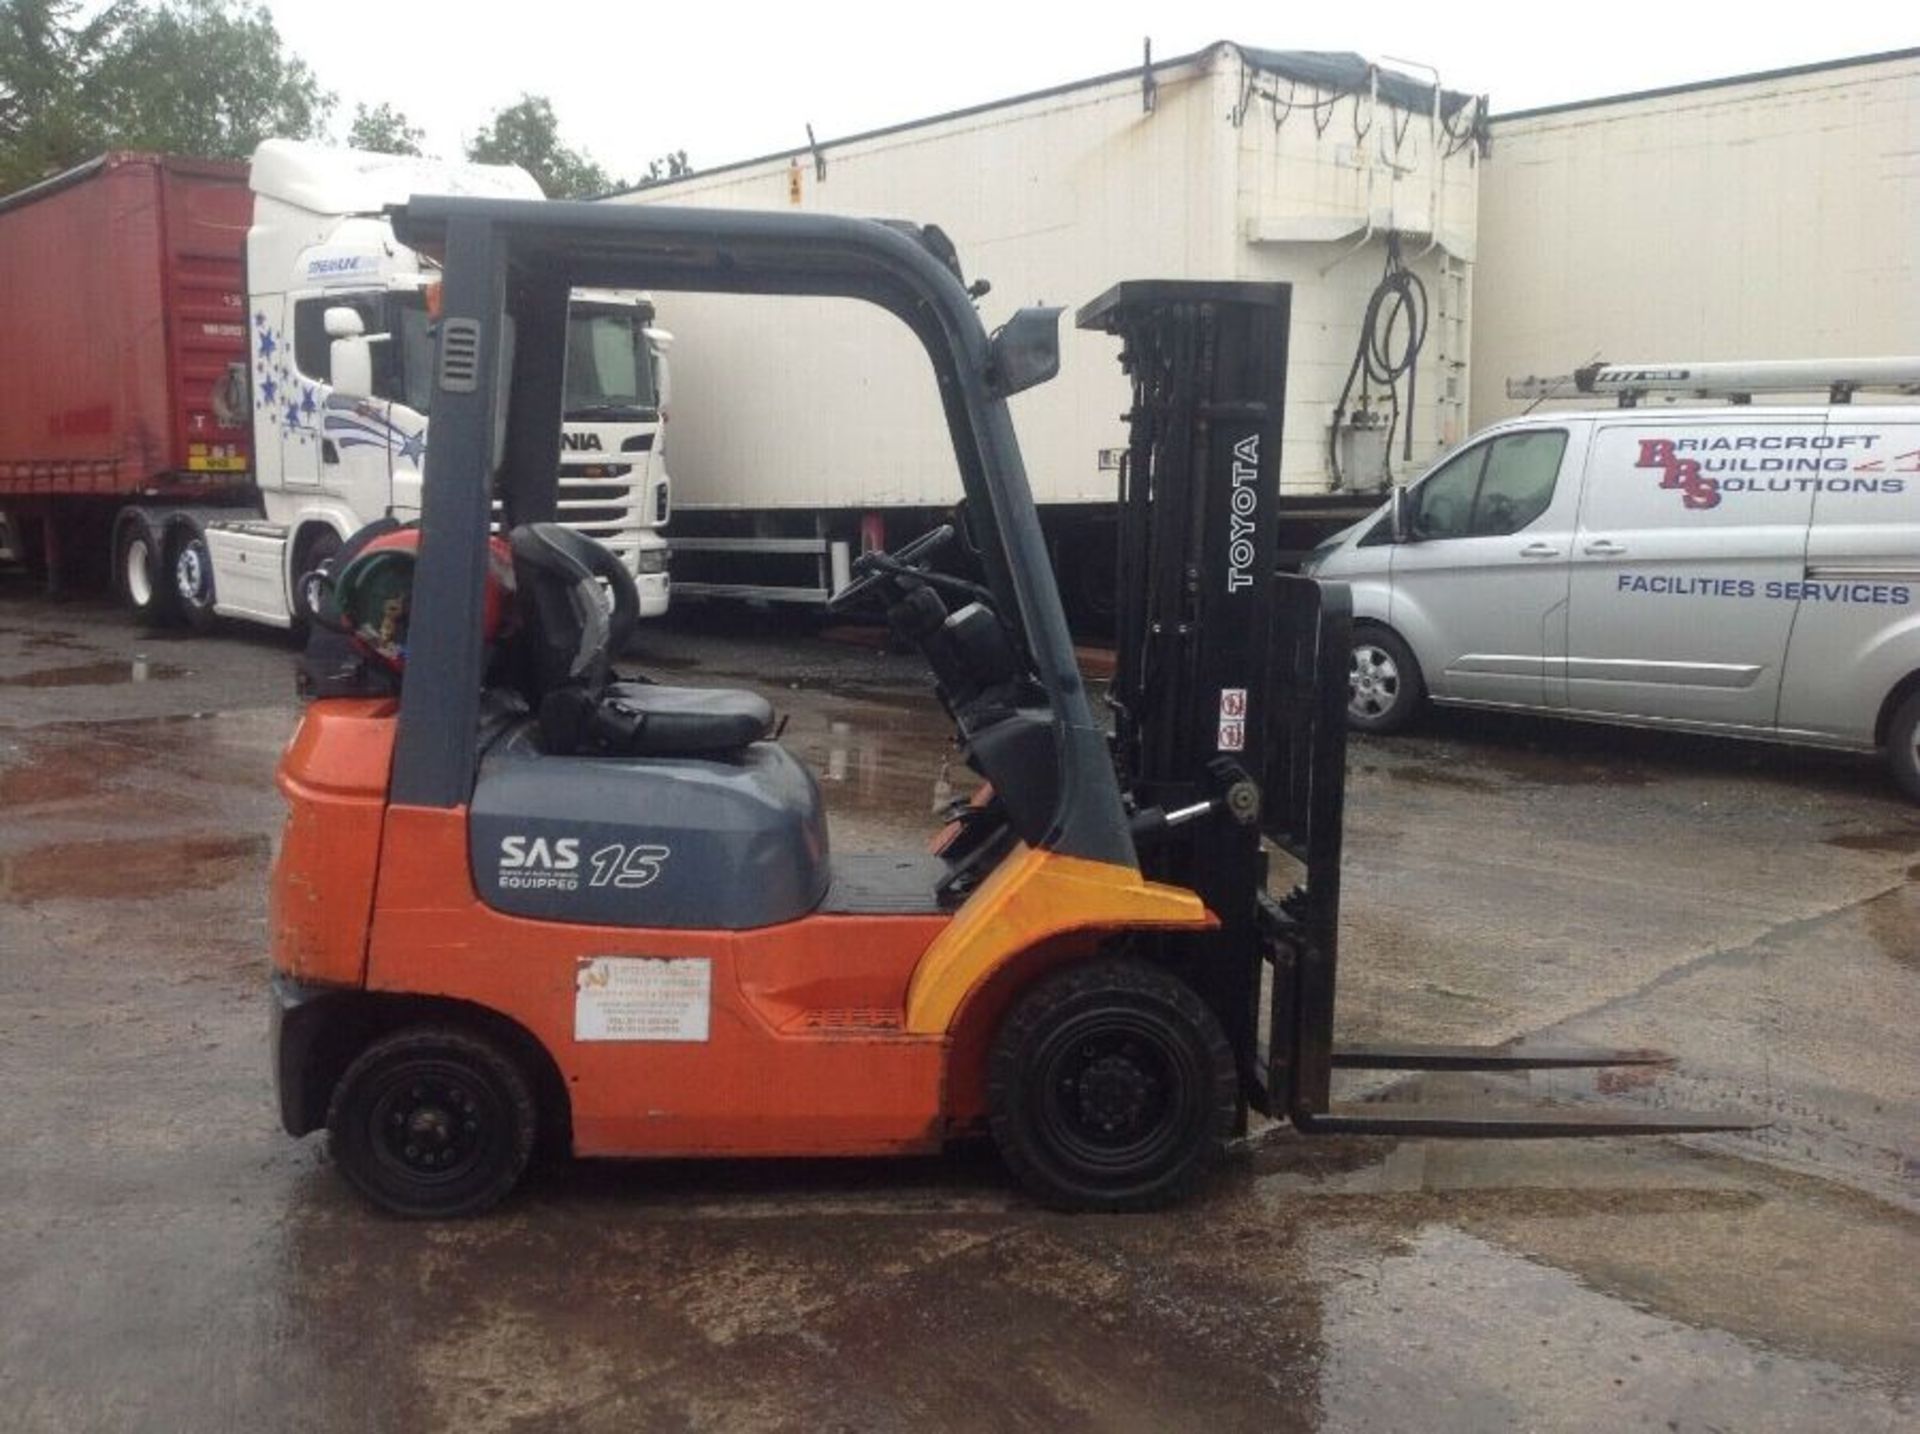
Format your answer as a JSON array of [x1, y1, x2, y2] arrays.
[[1329, 236, 1429, 488]]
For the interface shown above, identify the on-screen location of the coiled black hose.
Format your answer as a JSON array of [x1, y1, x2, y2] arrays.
[[1329, 237, 1429, 487]]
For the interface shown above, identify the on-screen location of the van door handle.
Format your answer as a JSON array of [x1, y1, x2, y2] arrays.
[[1519, 542, 1560, 558], [1584, 539, 1627, 557]]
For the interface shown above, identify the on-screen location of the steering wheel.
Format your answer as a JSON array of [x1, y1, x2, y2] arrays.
[[826, 524, 956, 613]]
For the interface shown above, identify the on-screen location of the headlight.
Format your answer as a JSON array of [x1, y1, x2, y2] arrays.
[[637, 548, 669, 575]]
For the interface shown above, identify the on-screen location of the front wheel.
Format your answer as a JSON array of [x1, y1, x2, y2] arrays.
[[988, 958, 1238, 1211], [168, 525, 218, 632], [326, 1026, 537, 1218], [1886, 691, 1920, 802], [1348, 626, 1425, 734]]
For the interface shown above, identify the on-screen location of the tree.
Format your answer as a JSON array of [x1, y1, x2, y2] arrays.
[[0, 0, 132, 190], [93, 0, 331, 161], [348, 100, 423, 157], [466, 94, 615, 198], [637, 149, 690, 188], [0, 0, 330, 192]]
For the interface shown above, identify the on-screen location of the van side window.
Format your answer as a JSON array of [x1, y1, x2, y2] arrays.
[[1410, 430, 1568, 540], [1474, 431, 1567, 535]]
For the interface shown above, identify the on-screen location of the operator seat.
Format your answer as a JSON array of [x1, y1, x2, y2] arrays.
[[508, 523, 774, 758]]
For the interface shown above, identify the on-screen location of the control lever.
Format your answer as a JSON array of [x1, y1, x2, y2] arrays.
[[1129, 765, 1261, 846]]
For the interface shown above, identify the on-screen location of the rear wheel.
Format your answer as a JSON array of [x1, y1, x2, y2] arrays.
[[326, 1026, 537, 1219], [1887, 691, 1920, 802], [988, 958, 1237, 1211], [1349, 626, 1425, 734], [168, 525, 217, 632], [115, 521, 174, 626]]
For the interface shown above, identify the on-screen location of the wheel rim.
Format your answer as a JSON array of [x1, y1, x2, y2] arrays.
[[1030, 1011, 1198, 1176], [1350, 643, 1401, 720], [174, 540, 211, 609], [367, 1060, 495, 1190], [125, 537, 153, 608]]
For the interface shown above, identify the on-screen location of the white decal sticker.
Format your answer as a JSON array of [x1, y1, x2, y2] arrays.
[[1217, 687, 1247, 752], [575, 956, 710, 1042]]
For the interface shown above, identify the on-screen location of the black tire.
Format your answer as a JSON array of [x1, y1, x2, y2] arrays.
[[1887, 690, 1920, 802], [291, 526, 342, 630], [987, 958, 1237, 1212], [326, 1026, 537, 1219], [167, 525, 218, 633], [114, 520, 176, 626], [1348, 625, 1425, 734]]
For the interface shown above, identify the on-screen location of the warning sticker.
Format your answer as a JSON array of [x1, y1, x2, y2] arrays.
[[1217, 688, 1247, 752], [574, 956, 711, 1042]]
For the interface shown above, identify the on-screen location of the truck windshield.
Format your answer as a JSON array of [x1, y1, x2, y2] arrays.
[[564, 307, 657, 420], [391, 293, 436, 415]]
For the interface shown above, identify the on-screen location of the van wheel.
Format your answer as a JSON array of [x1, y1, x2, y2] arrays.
[[326, 1026, 536, 1219], [168, 526, 217, 632], [988, 958, 1237, 1211], [1349, 626, 1425, 733], [1887, 692, 1920, 802], [115, 521, 175, 626]]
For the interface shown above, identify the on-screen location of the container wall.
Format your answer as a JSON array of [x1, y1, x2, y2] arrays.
[[0, 154, 250, 497], [1229, 73, 1481, 490], [613, 57, 1241, 512], [1472, 54, 1920, 429], [617, 47, 1481, 510]]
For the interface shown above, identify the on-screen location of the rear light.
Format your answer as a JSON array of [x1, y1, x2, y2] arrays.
[[638, 548, 668, 575]]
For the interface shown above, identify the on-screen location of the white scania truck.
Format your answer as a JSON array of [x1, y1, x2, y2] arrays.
[[144, 142, 672, 629]]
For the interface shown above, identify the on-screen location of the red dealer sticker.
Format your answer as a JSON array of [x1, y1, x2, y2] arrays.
[[1218, 687, 1247, 752]]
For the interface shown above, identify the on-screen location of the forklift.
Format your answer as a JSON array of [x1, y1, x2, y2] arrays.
[[269, 199, 1754, 1217]]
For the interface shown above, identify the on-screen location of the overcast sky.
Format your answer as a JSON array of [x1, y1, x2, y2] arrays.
[[264, 1, 1917, 183]]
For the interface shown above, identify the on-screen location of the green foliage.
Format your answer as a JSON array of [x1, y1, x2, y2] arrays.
[[637, 148, 690, 188], [96, 1, 331, 161], [466, 94, 616, 198], [348, 100, 423, 157], [0, 0, 130, 190]]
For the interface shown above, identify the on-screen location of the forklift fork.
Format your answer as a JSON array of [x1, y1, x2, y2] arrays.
[[1255, 575, 1760, 1139]]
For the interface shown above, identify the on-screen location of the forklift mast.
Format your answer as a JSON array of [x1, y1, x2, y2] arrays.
[[1080, 282, 1758, 1140]]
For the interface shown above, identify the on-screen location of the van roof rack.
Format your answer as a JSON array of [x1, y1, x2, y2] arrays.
[[1506, 357, 1920, 407]]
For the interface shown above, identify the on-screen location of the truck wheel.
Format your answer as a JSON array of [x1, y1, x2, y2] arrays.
[[168, 526, 218, 632], [987, 958, 1237, 1211], [1886, 691, 1920, 802], [326, 1026, 537, 1219], [115, 520, 175, 626], [291, 527, 342, 630], [1349, 626, 1425, 734]]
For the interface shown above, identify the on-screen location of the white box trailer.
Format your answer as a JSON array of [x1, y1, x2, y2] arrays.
[[610, 41, 1486, 616], [1473, 48, 1920, 431]]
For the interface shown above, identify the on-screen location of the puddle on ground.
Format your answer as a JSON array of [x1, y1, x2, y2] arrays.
[[0, 737, 147, 807], [0, 832, 269, 903], [1862, 886, 1918, 970], [1824, 827, 1920, 853], [0, 658, 187, 688], [1382, 764, 1499, 793]]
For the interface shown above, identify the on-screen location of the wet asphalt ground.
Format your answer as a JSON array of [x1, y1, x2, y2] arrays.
[[0, 579, 1915, 1431]]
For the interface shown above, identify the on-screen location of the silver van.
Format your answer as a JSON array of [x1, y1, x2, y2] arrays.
[[1302, 406, 1920, 796]]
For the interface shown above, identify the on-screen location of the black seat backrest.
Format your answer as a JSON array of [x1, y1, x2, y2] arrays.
[[509, 524, 613, 703]]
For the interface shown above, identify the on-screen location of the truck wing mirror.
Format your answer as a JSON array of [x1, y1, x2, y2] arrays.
[[323, 306, 366, 340], [986, 306, 1062, 398], [330, 335, 374, 401], [1389, 485, 1411, 543]]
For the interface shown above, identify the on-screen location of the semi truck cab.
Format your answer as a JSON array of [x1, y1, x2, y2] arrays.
[[182, 142, 669, 630]]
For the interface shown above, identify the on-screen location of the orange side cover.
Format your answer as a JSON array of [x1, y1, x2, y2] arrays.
[[269, 699, 396, 987]]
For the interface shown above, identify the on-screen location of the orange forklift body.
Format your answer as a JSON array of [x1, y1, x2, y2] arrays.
[[271, 704, 1214, 1159]]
